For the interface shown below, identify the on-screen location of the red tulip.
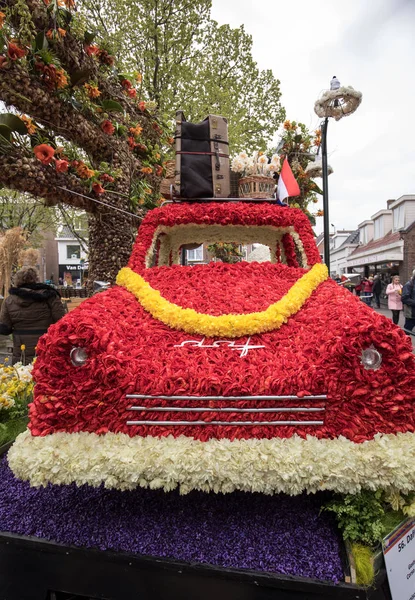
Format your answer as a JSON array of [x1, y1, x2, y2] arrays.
[[55, 159, 69, 173], [33, 144, 55, 165]]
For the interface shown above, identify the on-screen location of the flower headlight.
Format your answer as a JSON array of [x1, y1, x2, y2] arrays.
[[70, 347, 88, 367], [361, 346, 382, 370]]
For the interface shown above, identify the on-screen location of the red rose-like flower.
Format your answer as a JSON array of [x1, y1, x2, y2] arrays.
[[138, 101, 147, 112], [92, 182, 105, 195], [99, 173, 115, 183], [101, 120, 115, 135], [85, 44, 99, 56], [7, 42, 26, 61], [155, 164, 164, 177], [127, 88, 137, 98], [128, 137, 136, 150], [33, 144, 55, 165], [55, 159, 69, 173], [121, 79, 132, 89]]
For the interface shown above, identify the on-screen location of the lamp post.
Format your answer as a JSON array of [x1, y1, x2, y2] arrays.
[[314, 77, 362, 276]]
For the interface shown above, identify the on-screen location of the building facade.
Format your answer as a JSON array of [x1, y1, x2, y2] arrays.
[[346, 195, 415, 282]]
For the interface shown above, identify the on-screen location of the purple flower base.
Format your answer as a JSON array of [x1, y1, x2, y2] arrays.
[[0, 456, 343, 582]]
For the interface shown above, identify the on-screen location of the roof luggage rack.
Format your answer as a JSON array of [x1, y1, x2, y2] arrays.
[[166, 185, 283, 205]]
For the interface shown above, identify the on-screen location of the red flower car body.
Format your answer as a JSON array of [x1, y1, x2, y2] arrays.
[[9, 202, 415, 495]]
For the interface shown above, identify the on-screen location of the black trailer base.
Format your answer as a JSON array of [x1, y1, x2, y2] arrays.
[[0, 531, 392, 600]]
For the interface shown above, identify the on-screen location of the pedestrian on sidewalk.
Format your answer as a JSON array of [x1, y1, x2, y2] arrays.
[[386, 275, 403, 325], [361, 277, 374, 306], [0, 267, 65, 364], [402, 269, 415, 335], [372, 275, 382, 308]]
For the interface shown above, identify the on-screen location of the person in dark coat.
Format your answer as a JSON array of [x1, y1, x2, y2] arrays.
[[372, 275, 382, 308], [0, 267, 65, 363], [402, 269, 415, 335]]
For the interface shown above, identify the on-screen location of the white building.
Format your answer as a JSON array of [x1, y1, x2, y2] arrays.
[[346, 195, 415, 281], [56, 225, 88, 286]]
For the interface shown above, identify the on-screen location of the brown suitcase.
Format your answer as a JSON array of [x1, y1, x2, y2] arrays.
[[175, 111, 230, 199]]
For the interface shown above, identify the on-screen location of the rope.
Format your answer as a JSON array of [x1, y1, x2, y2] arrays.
[[55, 186, 143, 220]]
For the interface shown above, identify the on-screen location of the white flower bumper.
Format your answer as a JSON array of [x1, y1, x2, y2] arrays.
[[8, 429, 415, 495]]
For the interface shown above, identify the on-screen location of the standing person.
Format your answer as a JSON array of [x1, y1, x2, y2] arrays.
[[402, 269, 415, 335], [0, 267, 65, 364], [355, 280, 362, 297], [361, 277, 374, 306], [386, 275, 403, 325], [372, 275, 382, 308]]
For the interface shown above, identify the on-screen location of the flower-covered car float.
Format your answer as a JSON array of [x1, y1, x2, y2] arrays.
[[9, 201, 415, 496]]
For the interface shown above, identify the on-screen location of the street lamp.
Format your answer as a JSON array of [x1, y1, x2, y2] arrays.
[[314, 77, 362, 275]]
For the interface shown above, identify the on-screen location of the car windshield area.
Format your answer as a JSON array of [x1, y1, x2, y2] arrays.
[[145, 224, 309, 269]]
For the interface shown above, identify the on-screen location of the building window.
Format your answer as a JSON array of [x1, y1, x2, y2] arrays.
[[67, 244, 81, 259], [393, 205, 405, 230], [374, 218, 384, 240], [186, 245, 203, 261]]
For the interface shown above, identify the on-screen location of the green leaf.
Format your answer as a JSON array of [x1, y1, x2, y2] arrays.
[[58, 8, 73, 24], [70, 69, 91, 87], [0, 125, 13, 141], [33, 32, 48, 52], [84, 31, 97, 44], [101, 100, 124, 113], [0, 114, 28, 135]]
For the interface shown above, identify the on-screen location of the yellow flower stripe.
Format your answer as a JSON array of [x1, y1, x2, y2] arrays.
[[116, 264, 328, 338]]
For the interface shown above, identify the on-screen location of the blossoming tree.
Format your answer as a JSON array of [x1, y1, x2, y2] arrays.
[[0, 0, 169, 289], [276, 120, 323, 225]]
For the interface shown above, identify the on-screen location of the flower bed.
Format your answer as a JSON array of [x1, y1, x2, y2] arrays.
[[0, 455, 343, 583], [0, 362, 33, 447]]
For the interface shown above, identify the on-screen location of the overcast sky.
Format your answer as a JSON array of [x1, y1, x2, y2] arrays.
[[211, 0, 415, 234]]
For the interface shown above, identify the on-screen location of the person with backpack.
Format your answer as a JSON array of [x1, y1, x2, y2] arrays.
[[0, 267, 65, 363], [402, 269, 415, 335]]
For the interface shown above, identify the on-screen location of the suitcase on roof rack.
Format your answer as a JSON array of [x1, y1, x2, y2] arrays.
[[175, 111, 230, 199]]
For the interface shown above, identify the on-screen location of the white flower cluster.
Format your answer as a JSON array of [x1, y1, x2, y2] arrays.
[[314, 86, 362, 121], [8, 429, 415, 496], [14, 362, 34, 383], [231, 151, 281, 177]]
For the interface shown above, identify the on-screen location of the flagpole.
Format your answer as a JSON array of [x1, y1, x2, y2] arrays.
[[321, 117, 330, 275]]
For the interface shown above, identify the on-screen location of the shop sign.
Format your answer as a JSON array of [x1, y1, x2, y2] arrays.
[[348, 252, 402, 267], [382, 518, 415, 600], [64, 264, 87, 270]]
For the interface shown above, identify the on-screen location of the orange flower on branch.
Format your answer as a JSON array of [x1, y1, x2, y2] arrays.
[[34, 144, 55, 165], [134, 72, 142, 84], [76, 162, 95, 179], [85, 44, 99, 56], [55, 159, 69, 173], [101, 120, 115, 135], [55, 69, 68, 89], [129, 125, 143, 137], [127, 88, 137, 98], [138, 101, 147, 112], [141, 166, 153, 175], [0, 11, 6, 29], [7, 42, 26, 61], [20, 115, 37, 135], [128, 137, 137, 150], [92, 182, 105, 195], [84, 83, 101, 98]]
